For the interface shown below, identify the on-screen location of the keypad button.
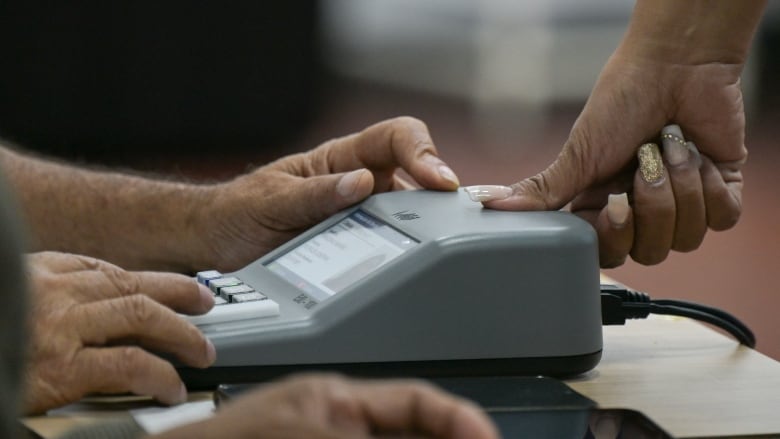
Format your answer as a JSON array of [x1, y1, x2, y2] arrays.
[[209, 277, 242, 294], [196, 270, 222, 285], [213, 296, 228, 306], [231, 292, 267, 303], [220, 284, 256, 301]]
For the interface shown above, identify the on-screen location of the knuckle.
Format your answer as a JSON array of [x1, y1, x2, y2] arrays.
[[387, 116, 433, 151], [85, 346, 145, 388], [115, 346, 147, 383], [516, 173, 552, 210], [102, 265, 142, 296], [123, 295, 157, 325], [568, 147, 597, 187], [284, 375, 327, 399], [390, 115, 426, 132], [75, 255, 102, 271]]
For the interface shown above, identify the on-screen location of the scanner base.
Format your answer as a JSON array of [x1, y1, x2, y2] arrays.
[[179, 350, 602, 390]]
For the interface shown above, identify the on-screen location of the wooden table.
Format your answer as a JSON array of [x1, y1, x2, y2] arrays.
[[569, 316, 780, 438], [24, 316, 780, 438]]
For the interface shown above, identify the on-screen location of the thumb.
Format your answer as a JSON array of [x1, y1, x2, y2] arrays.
[[271, 169, 375, 229], [484, 144, 593, 211]]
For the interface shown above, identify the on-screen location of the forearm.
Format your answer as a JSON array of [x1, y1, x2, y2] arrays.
[[621, 0, 766, 65], [0, 145, 213, 272]]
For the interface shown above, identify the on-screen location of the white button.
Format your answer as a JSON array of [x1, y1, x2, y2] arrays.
[[231, 292, 266, 303], [220, 284, 255, 300], [187, 299, 280, 326], [196, 270, 222, 285], [208, 277, 241, 294]]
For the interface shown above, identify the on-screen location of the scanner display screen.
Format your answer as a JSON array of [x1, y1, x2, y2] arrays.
[[265, 210, 418, 301]]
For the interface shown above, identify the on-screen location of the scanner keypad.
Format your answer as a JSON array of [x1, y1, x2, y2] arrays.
[[187, 270, 280, 325]]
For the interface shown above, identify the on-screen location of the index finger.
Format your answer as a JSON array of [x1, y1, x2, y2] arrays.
[[314, 117, 460, 191], [64, 268, 214, 315], [354, 379, 499, 439]]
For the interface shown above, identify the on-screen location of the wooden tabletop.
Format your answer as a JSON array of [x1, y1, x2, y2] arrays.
[[568, 316, 780, 438], [24, 316, 780, 438]]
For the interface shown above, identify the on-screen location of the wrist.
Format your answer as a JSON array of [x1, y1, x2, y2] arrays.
[[174, 183, 221, 273], [621, 0, 765, 66]]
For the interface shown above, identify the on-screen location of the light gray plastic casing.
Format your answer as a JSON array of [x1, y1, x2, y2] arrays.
[[199, 190, 602, 369]]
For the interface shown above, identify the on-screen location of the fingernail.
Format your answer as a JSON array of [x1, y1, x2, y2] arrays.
[[198, 284, 215, 309], [336, 169, 369, 199], [462, 185, 513, 202], [638, 143, 665, 185], [607, 193, 630, 228], [686, 141, 703, 169], [438, 165, 460, 188], [661, 125, 689, 166], [205, 339, 217, 365]]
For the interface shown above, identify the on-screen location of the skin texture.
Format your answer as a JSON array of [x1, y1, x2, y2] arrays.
[[486, 0, 766, 267], [22, 252, 216, 414], [0, 116, 459, 273], [149, 374, 499, 439], [195, 116, 460, 272]]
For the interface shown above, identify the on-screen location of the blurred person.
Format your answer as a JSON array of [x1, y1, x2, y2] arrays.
[[147, 374, 497, 439], [469, 0, 766, 268]]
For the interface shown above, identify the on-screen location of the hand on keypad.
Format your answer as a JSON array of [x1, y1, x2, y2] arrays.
[[22, 251, 216, 414]]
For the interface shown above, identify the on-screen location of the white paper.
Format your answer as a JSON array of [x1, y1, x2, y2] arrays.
[[130, 400, 215, 434]]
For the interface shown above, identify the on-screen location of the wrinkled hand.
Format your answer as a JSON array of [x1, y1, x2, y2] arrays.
[[152, 374, 499, 439], [485, 45, 747, 267], [23, 252, 215, 414], [196, 117, 460, 271]]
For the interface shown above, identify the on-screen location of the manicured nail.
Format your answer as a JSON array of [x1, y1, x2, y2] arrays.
[[607, 193, 630, 228], [638, 143, 665, 185], [336, 169, 369, 199], [198, 284, 215, 309], [462, 185, 513, 202], [205, 339, 217, 364], [661, 125, 689, 166], [438, 165, 460, 187], [686, 141, 702, 169]]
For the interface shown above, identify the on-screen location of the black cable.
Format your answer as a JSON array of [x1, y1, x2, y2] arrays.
[[600, 285, 756, 348], [651, 299, 755, 346], [627, 303, 755, 348]]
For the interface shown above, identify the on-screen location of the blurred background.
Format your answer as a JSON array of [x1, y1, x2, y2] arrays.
[[0, 1, 778, 360]]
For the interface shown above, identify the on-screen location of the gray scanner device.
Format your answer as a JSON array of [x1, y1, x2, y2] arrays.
[[179, 190, 602, 388]]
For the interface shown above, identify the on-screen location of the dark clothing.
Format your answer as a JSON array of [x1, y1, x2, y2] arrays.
[[0, 171, 27, 438]]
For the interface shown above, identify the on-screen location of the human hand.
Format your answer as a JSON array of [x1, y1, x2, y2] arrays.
[[151, 374, 499, 439], [192, 116, 460, 271], [477, 38, 748, 267], [23, 252, 216, 414]]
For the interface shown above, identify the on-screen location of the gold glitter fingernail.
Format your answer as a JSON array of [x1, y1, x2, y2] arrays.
[[638, 143, 664, 184]]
